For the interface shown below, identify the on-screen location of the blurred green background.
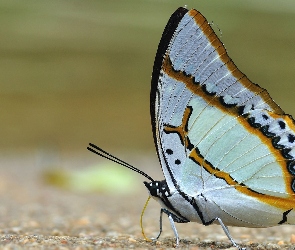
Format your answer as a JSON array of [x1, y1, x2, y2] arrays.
[[0, 0, 294, 154]]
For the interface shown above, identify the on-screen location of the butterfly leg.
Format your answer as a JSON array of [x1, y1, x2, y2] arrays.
[[168, 212, 180, 246], [152, 208, 165, 241], [152, 208, 180, 246], [216, 217, 245, 250]]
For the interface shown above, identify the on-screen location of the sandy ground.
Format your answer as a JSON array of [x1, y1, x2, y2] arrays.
[[1, 152, 295, 250]]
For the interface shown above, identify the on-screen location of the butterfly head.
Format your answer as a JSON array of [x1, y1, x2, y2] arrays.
[[144, 180, 171, 199]]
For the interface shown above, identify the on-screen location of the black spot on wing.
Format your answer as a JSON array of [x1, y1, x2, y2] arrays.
[[278, 120, 286, 130], [166, 148, 173, 155], [175, 159, 181, 165], [288, 134, 295, 143]]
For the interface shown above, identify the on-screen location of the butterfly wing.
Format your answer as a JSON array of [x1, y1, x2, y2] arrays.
[[151, 7, 295, 221], [151, 7, 191, 193]]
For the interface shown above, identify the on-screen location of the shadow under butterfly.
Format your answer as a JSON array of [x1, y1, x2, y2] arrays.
[[88, 7, 295, 250]]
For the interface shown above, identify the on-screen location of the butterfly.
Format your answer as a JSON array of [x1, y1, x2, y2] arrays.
[[88, 7, 295, 249]]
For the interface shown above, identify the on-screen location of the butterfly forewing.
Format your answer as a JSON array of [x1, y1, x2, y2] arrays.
[[151, 7, 295, 226]]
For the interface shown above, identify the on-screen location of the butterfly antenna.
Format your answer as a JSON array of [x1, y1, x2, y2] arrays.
[[87, 143, 154, 182]]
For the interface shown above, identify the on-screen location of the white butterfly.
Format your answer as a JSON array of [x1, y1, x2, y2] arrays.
[[88, 7, 295, 249]]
